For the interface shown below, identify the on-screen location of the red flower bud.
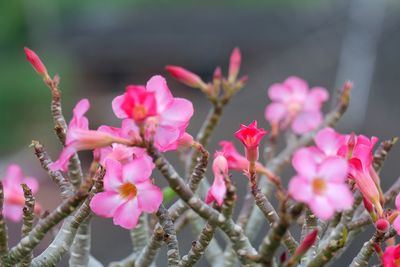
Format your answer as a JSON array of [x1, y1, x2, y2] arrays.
[[24, 47, 49, 78], [234, 120, 267, 163], [375, 218, 390, 232], [296, 229, 318, 256], [228, 47, 241, 82], [165, 65, 205, 89]]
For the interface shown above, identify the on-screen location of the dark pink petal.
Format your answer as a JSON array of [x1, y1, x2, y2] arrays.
[[112, 94, 128, 119], [291, 111, 322, 134], [318, 157, 349, 183], [113, 198, 141, 229], [136, 181, 163, 213], [292, 148, 317, 178], [90, 191, 124, 218]]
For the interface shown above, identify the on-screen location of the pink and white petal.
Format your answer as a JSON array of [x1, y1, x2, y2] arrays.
[[73, 99, 90, 119], [104, 159, 123, 191], [325, 183, 354, 210], [318, 157, 349, 183], [315, 127, 344, 156], [122, 157, 153, 184], [304, 87, 329, 111], [146, 75, 173, 112], [291, 111, 322, 134], [112, 95, 128, 119], [284, 76, 308, 99], [292, 148, 317, 178], [5, 164, 23, 184], [136, 181, 163, 213], [159, 98, 194, 128], [113, 198, 141, 229], [90, 192, 124, 218], [3, 203, 23, 222], [268, 83, 291, 102], [309, 196, 335, 220], [22, 177, 39, 193], [393, 216, 400, 235], [208, 176, 227, 207], [49, 145, 77, 172], [154, 125, 181, 152], [288, 176, 313, 203], [265, 103, 288, 124]]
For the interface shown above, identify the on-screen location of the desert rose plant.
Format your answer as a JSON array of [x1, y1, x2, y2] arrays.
[[0, 47, 398, 267]]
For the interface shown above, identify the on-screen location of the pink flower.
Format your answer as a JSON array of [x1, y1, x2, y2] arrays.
[[2, 164, 41, 222], [265, 76, 329, 134], [392, 194, 400, 235], [289, 148, 353, 220], [228, 47, 241, 82], [165, 66, 206, 89], [206, 153, 228, 206], [50, 99, 132, 172], [382, 244, 400, 267], [90, 157, 162, 229], [112, 75, 194, 152], [219, 141, 265, 173], [24, 47, 49, 78], [120, 85, 158, 121], [234, 120, 267, 162]]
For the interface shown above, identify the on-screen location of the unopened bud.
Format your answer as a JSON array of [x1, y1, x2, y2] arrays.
[[228, 47, 241, 83], [296, 229, 318, 256], [165, 65, 206, 89], [24, 47, 49, 79], [375, 218, 390, 232]]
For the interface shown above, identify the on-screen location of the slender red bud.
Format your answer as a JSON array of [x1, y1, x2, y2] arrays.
[[165, 65, 206, 89], [228, 47, 241, 82], [373, 243, 383, 257], [296, 229, 318, 256], [213, 66, 222, 82], [24, 47, 49, 78]]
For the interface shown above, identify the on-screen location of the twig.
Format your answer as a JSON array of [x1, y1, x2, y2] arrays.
[[373, 137, 398, 173], [349, 231, 385, 267], [0, 183, 8, 259], [17, 184, 36, 267], [32, 140, 73, 199], [30, 168, 104, 267], [157, 205, 180, 267], [134, 225, 164, 267], [130, 214, 149, 254]]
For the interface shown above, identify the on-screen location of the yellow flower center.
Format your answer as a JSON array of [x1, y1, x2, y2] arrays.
[[133, 105, 147, 121], [118, 182, 138, 199], [312, 177, 326, 195]]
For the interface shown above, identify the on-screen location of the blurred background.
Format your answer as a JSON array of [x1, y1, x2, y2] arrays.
[[1, 0, 399, 266]]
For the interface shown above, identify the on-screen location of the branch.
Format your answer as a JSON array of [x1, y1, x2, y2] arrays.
[[373, 137, 398, 173], [30, 168, 104, 267], [0, 183, 8, 259], [349, 231, 386, 267], [157, 205, 180, 267], [32, 140, 73, 199]]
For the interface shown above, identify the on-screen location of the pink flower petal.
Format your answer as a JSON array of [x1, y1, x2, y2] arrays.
[[292, 148, 317, 178], [318, 157, 349, 183], [315, 127, 344, 156], [395, 193, 400, 211], [49, 145, 77, 172], [3, 204, 23, 222], [154, 125, 181, 152], [265, 103, 287, 123], [122, 157, 154, 184], [136, 181, 163, 213], [104, 159, 123, 191], [304, 87, 329, 111], [73, 99, 90, 119], [325, 183, 354, 210], [113, 198, 141, 229], [284, 76, 308, 100], [291, 111, 322, 134], [393, 216, 400, 236], [309, 196, 335, 220], [4, 164, 23, 185], [288, 176, 313, 203], [159, 98, 194, 129], [90, 191, 124, 218], [268, 83, 291, 102], [112, 94, 128, 119], [146, 75, 173, 112]]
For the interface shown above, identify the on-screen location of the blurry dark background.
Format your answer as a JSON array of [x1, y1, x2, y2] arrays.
[[1, 0, 399, 266]]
